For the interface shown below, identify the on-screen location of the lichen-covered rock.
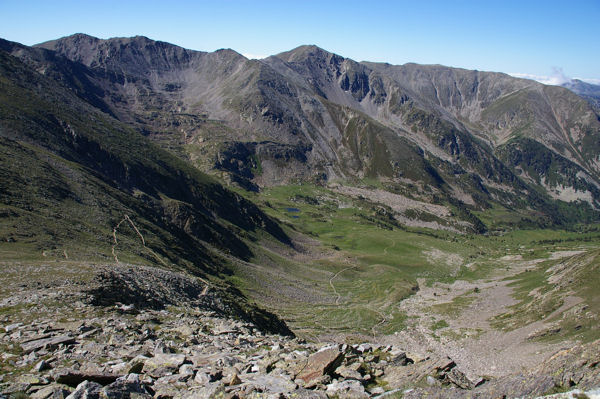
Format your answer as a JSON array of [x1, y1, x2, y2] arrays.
[[30, 384, 72, 399], [142, 354, 186, 378]]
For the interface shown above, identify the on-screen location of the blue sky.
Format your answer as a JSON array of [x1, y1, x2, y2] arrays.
[[1, 0, 598, 82]]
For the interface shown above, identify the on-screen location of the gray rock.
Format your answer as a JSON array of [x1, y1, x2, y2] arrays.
[[29, 384, 72, 399], [184, 382, 225, 399], [65, 380, 102, 399], [22, 335, 76, 354], [54, 369, 121, 387], [126, 356, 148, 374], [5, 322, 23, 332], [101, 374, 150, 399], [302, 374, 331, 389], [335, 364, 363, 380], [151, 383, 182, 399], [240, 374, 297, 395], [445, 367, 475, 389], [193, 371, 210, 384], [356, 343, 372, 354], [109, 362, 129, 375], [1, 382, 31, 396], [153, 341, 170, 355], [142, 353, 186, 378], [389, 352, 411, 366], [258, 355, 279, 373], [326, 379, 369, 398], [178, 364, 194, 376], [34, 359, 52, 372], [426, 375, 439, 386]]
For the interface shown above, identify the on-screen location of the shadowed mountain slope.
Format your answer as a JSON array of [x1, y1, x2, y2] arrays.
[[0, 42, 293, 334]]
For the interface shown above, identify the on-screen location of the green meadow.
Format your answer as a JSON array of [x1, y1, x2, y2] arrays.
[[230, 183, 600, 341]]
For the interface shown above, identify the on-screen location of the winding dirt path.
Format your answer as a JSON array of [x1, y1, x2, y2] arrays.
[[329, 265, 359, 305], [383, 237, 396, 256], [111, 215, 168, 267]]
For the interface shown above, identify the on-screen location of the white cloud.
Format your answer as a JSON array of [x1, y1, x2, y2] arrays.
[[547, 67, 570, 85], [509, 72, 549, 81], [575, 78, 600, 85], [509, 67, 569, 86], [242, 53, 267, 60], [509, 68, 600, 87]]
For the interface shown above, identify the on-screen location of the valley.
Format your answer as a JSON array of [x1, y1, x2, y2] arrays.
[[1, 34, 599, 398]]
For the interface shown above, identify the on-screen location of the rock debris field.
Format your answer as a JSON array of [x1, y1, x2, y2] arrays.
[[0, 261, 598, 399]]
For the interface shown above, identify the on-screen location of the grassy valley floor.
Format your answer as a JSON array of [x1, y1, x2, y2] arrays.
[[228, 183, 600, 379]]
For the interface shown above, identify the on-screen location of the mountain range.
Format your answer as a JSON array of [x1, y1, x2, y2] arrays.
[[2, 34, 595, 230]]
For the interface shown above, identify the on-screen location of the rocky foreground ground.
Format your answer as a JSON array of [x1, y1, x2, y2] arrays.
[[0, 262, 599, 398]]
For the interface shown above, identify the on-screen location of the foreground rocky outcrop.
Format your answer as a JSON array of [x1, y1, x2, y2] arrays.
[[0, 262, 598, 398], [2, 304, 599, 399], [85, 265, 293, 337]]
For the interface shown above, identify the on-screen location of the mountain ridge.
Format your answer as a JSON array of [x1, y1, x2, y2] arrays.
[[5, 34, 600, 230]]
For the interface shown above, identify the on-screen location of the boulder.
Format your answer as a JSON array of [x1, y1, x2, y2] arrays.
[[101, 374, 151, 399], [445, 368, 476, 389], [126, 356, 148, 374], [142, 353, 186, 378], [184, 382, 225, 398], [296, 347, 344, 386], [335, 363, 364, 381], [34, 359, 52, 372], [240, 374, 297, 395], [178, 364, 194, 377], [5, 323, 23, 332], [29, 384, 72, 399], [326, 379, 369, 398], [302, 374, 331, 389], [65, 380, 102, 399], [355, 343, 372, 354], [22, 335, 76, 354], [17, 374, 48, 385]]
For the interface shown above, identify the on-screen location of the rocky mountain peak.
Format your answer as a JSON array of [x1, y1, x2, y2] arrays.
[[37, 34, 201, 75], [275, 44, 335, 62]]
